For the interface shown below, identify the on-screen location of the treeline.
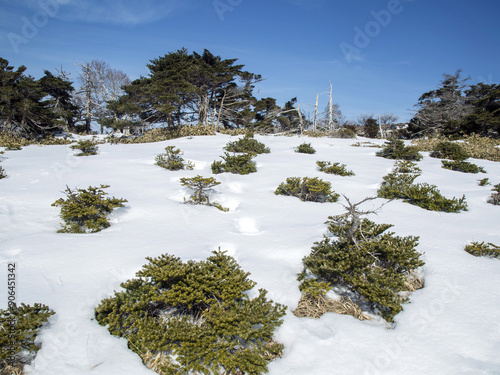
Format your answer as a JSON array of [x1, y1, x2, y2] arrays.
[[1, 49, 498, 139]]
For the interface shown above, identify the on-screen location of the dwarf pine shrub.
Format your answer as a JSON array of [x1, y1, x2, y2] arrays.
[[0, 166, 6, 179], [478, 178, 490, 186], [429, 141, 469, 161], [298, 213, 424, 322], [95, 250, 286, 375], [70, 139, 99, 156], [376, 139, 422, 161], [441, 160, 486, 174], [465, 242, 500, 259], [211, 152, 257, 175], [0, 303, 54, 372], [224, 133, 270, 155], [316, 161, 355, 176], [378, 163, 467, 212], [488, 183, 500, 205], [180, 175, 228, 211], [52, 185, 127, 233], [155, 146, 194, 171], [295, 142, 316, 154], [275, 177, 340, 202]]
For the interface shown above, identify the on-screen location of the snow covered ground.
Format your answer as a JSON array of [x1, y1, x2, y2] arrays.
[[1, 134, 499, 375]]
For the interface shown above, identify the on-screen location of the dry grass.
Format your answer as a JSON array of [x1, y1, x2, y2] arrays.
[[404, 271, 425, 292], [141, 351, 170, 374], [412, 135, 500, 162], [0, 361, 24, 375], [293, 294, 371, 321]]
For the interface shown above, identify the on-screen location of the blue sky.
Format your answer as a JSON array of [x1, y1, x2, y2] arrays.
[[1, 0, 499, 123]]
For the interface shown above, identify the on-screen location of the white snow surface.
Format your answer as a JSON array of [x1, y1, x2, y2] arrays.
[[1, 134, 500, 375]]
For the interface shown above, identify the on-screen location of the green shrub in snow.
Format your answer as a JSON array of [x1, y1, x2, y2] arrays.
[[211, 152, 257, 175], [294, 142, 316, 154], [0, 303, 54, 372], [429, 141, 469, 161], [441, 160, 486, 174], [275, 177, 340, 203], [376, 139, 422, 161], [70, 139, 99, 156], [224, 133, 270, 155], [464, 242, 500, 259], [488, 183, 500, 205], [52, 185, 127, 233], [179, 175, 228, 211], [95, 250, 286, 375], [377, 162, 467, 213], [316, 161, 355, 176], [155, 146, 194, 171], [298, 207, 424, 322], [0, 165, 6, 179]]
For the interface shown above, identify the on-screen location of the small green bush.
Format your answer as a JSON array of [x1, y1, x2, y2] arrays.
[[488, 183, 500, 205], [295, 143, 316, 154], [378, 164, 467, 213], [0, 166, 6, 179], [478, 178, 490, 186], [298, 214, 424, 322], [465, 242, 500, 259], [224, 133, 270, 155], [95, 250, 286, 375], [179, 175, 228, 211], [0, 303, 54, 372], [70, 139, 99, 156], [429, 141, 469, 161], [392, 160, 422, 175], [211, 152, 257, 175], [441, 160, 486, 174], [376, 139, 422, 161], [316, 161, 355, 176], [155, 146, 194, 171], [275, 177, 340, 202], [52, 185, 127, 233]]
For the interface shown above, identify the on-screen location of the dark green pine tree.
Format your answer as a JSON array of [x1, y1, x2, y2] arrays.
[[462, 83, 500, 136]]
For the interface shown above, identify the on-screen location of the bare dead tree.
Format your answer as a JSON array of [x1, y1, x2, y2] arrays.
[[338, 195, 392, 245], [76, 60, 130, 133]]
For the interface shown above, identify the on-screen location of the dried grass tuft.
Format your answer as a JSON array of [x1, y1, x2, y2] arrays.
[[0, 361, 24, 375], [293, 294, 370, 321], [404, 271, 425, 292]]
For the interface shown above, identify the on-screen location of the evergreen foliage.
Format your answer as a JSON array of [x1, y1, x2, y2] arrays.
[[95, 250, 286, 375], [298, 211, 424, 322], [478, 178, 490, 186], [488, 183, 500, 205], [0, 303, 54, 371], [0, 59, 77, 137], [376, 139, 423, 161], [211, 152, 257, 175], [429, 141, 469, 160], [179, 175, 228, 211], [316, 161, 355, 176], [70, 139, 99, 156], [275, 177, 340, 203], [155, 146, 194, 171], [441, 160, 486, 174], [0, 165, 6, 179], [464, 242, 500, 259], [378, 162, 467, 212], [224, 133, 270, 155], [52, 185, 127, 233], [294, 143, 316, 154]]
